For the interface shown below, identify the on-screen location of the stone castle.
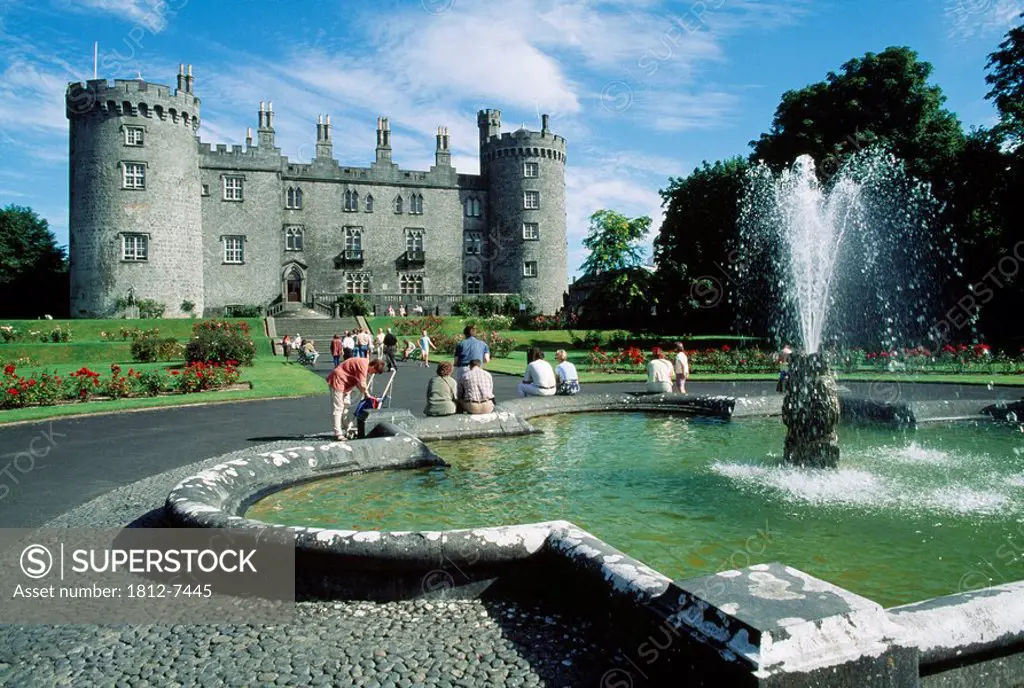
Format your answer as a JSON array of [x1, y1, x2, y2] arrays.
[[65, 64, 568, 318]]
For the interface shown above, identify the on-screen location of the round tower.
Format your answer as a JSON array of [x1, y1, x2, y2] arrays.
[[478, 110, 567, 314], [66, 66, 203, 318]]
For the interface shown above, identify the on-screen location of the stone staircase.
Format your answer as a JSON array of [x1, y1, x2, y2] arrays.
[[271, 316, 363, 347]]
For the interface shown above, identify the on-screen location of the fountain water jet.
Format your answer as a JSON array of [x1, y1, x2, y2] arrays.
[[740, 151, 950, 468]]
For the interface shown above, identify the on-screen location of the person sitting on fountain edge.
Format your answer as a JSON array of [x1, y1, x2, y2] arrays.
[[457, 359, 494, 414], [646, 347, 674, 394], [776, 343, 793, 393]]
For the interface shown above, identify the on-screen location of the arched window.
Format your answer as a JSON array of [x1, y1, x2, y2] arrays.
[[464, 274, 482, 295], [394, 195, 403, 214], [463, 197, 481, 218], [345, 273, 371, 294], [365, 194, 374, 212], [285, 225, 303, 251], [286, 187, 303, 209], [344, 189, 359, 212], [410, 193, 423, 215], [295, 187, 303, 208]]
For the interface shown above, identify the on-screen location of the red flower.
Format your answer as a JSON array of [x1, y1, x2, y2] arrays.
[[8, 388, 18, 396], [3, 364, 15, 376], [721, 345, 731, 352]]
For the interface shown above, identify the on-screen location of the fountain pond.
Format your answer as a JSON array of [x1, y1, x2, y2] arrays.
[[246, 412, 1024, 608]]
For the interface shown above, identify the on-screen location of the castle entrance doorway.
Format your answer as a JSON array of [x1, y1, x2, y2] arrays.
[[286, 271, 303, 302]]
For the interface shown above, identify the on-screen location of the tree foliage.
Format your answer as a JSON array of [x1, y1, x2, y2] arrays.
[[751, 47, 964, 187], [580, 209, 652, 276], [0, 205, 68, 317], [986, 12, 1024, 141]]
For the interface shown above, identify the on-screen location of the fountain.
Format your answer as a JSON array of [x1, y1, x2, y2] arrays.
[[740, 151, 950, 467]]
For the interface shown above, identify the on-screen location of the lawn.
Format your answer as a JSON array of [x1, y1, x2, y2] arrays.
[[0, 317, 265, 341], [0, 349, 325, 425]]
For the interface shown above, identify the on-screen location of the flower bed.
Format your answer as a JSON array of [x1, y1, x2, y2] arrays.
[[1, 325, 72, 343], [585, 345, 1024, 376], [1, 362, 243, 410]]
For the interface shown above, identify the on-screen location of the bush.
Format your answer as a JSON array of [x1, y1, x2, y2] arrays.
[[453, 295, 535, 318], [185, 319, 256, 365], [465, 315, 513, 332], [569, 330, 605, 349], [138, 299, 166, 319], [335, 294, 370, 317], [170, 361, 241, 393], [131, 334, 183, 363], [181, 300, 196, 316], [481, 331, 517, 358], [0, 326, 21, 343], [224, 304, 263, 318], [394, 315, 445, 336]]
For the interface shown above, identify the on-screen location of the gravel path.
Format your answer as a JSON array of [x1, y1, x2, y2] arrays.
[[0, 444, 640, 687]]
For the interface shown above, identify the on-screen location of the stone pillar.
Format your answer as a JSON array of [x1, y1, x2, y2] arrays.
[[782, 352, 840, 468]]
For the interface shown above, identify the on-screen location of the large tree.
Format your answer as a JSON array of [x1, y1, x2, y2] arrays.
[[986, 11, 1024, 141], [751, 47, 965, 188], [654, 158, 749, 333], [0, 205, 69, 318], [579, 209, 651, 276]]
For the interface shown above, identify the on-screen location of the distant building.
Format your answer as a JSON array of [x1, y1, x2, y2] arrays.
[[65, 65, 568, 317]]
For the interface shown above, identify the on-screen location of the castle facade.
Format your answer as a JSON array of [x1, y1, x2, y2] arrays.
[[65, 65, 568, 317]]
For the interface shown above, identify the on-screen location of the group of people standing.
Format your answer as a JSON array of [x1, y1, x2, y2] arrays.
[[330, 328, 401, 371], [385, 304, 425, 318]]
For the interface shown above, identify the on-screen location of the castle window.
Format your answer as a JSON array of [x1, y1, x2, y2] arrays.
[[223, 236, 245, 264], [365, 194, 374, 212], [465, 232, 482, 255], [121, 234, 148, 262], [399, 273, 424, 296], [344, 189, 359, 212], [345, 273, 371, 294], [410, 193, 424, 215], [223, 176, 244, 201], [286, 187, 303, 209], [523, 222, 539, 240], [285, 226, 303, 251], [405, 228, 424, 253], [463, 197, 481, 218], [201, 184, 210, 196], [122, 162, 146, 190], [523, 161, 538, 178], [345, 227, 363, 252], [393, 195, 403, 214], [523, 191, 540, 209], [523, 260, 538, 278], [125, 127, 144, 146], [464, 274, 482, 295]]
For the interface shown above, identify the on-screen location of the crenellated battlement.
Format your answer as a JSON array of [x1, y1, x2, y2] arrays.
[[66, 77, 200, 129], [480, 128, 567, 165]]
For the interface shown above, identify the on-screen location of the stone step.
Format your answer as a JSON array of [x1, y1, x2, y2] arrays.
[[273, 318, 364, 343]]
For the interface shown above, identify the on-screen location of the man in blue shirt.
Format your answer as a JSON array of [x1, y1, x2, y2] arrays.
[[453, 325, 490, 381]]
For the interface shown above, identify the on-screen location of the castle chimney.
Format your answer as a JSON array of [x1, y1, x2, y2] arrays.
[[184, 64, 194, 93], [316, 114, 333, 160], [375, 116, 391, 163], [177, 64, 185, 93], [246, 127, 253, 147], [257, 100, 275, 148], [435, 126, 451, 167], [542, 113, 549, 134]]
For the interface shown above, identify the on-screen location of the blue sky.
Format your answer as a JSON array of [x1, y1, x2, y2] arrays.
[[0, 0, 1020, 278]]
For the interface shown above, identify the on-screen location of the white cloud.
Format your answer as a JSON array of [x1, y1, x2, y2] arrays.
[[945, 0, 1023, 40], [61, 0, 181, 33]]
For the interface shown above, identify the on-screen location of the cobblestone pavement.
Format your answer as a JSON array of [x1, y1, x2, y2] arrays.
[[0, 599, 638, 687], [0, 435, 643, 687]]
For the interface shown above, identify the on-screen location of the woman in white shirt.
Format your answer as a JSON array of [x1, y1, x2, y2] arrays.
[[554, 349, 580, 395], [518, 348, 557, 397], [646, 347, 674, 394]]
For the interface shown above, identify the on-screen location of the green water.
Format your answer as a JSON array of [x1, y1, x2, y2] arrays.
[[247, 414, 1024, 607]]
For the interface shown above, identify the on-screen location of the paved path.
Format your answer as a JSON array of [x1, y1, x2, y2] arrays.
[[0, 356, 1018, 528]]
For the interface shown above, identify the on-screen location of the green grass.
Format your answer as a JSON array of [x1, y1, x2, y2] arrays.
[[0, 318, 265, 342], [0, 347, 324, 425]]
